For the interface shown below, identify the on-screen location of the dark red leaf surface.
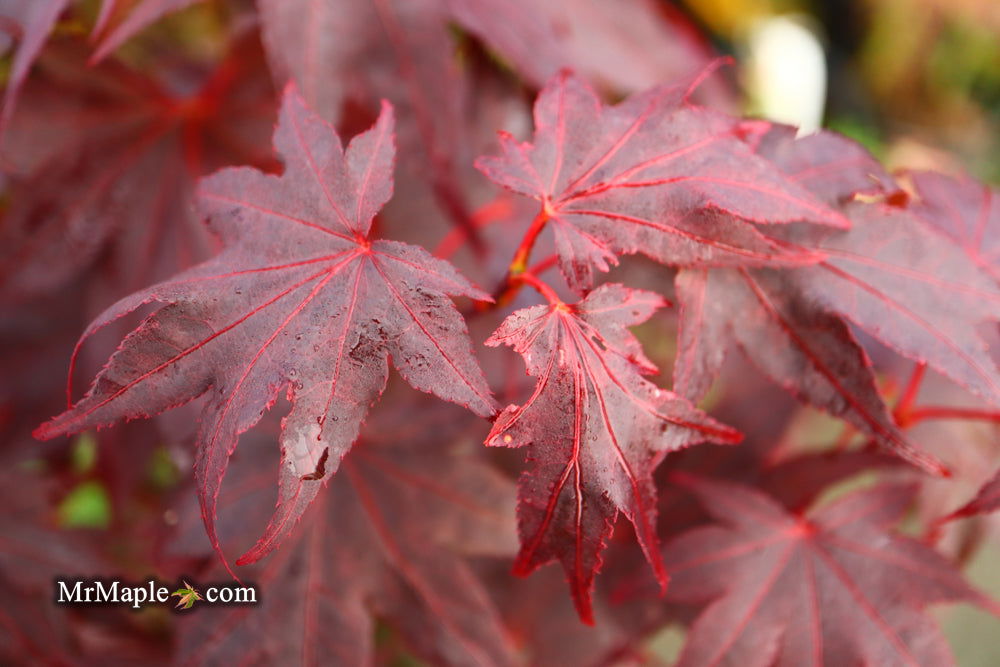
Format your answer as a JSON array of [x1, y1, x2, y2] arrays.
[[172, 405, 517, 667], [793, 201, 1000, 406], [5, 4, 1000, 662], [665, 476, 999, 666], [750, 128, 1000, 406], [476, 69, 846, 291], [673, 265, 937, 472], [35, 85, 495, 571], [0, 36, 276, 299], [907, 169, 1000, 283], [486, 284, 740, 623], [675, 122, 1000, 473]]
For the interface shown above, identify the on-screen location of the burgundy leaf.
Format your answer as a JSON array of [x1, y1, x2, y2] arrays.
[[35, 85, 496, 572], [449, 0, 732, 103], [794, 201, 1000, 405], [173, 407, 517, 666], [907, 170, 1000, 283], [674, 266, 943, 473], [485, 283, 741, 623], [476, 69, 847, 291], [665, 476, 999, 666], [746, 125, 1000, 406], [0, 36, 277, 299], [743, 121, 897, 206], [256, 0, 492, 248], [673, 120, 997, 474]]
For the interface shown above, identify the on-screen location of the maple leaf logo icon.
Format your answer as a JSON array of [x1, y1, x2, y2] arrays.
[[171, 582, 203, 610]]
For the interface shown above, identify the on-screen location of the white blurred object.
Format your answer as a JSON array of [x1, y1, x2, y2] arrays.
[[745, 15, 827, 134]]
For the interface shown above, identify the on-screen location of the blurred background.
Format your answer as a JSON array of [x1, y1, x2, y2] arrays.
[[685, 0, 1000, 182]]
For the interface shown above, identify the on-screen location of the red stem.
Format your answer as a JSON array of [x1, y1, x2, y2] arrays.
[[476, 205, 557, 312], [893, 362, 926, 423], [516, 271, 563, 306], [433, 194, 512, 258], [527, 253, 558, 276], [510, 207, 550, 274], [907, 406, 1000, 425]]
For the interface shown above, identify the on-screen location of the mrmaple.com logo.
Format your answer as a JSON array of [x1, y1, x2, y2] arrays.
[[55, 578, 257, 610]]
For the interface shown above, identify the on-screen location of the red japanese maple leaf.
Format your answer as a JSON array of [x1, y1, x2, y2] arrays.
[[791, 201, 1000, 404], [906, 169, 1000, 283], [748, 126, 1000, 406], [664, 475, 999, 666], [35, 84, 496, 572], [171, 404, 517, 666], [252, 1, 733, 255], [674, 123, 1000, 473], [0, 35, 276, 299], [476, 68, 847, 292], [672, 265, 941, 471], [485, 284, 741, 623]]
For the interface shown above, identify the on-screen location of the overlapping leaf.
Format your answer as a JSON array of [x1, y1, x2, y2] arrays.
[[907, 170, 1000, 283], [476, 70, 847, 291], [673, 265, 941, 470], [0, 36, 276, 299], [486, 284, 740, 623], [171, 405, 517, 666], [794, 201, 1000, 405], [35, 85, 496, 572], [755, 127, 1000, 406], [665, 476, 998, 666], [448, 0, 731, 102], [675, 122, 1000, 473]]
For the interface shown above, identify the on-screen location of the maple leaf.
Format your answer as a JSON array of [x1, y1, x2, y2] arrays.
[[745, 125, 1000, 406], [0, 36, 276, 299], [906, 170, 1000, 283], [476, 68, 847, 292], [171, 404, 517, 666], [256, 0, 496, 249], [673, 265, 942, 473], [172, 581, 202, 610], [792, 200, 1000, 405], [485, 283, 741, 623], [664, 476, 1000, 666], [674, 122, 1000, 473], [35, 84, 496, 572]]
